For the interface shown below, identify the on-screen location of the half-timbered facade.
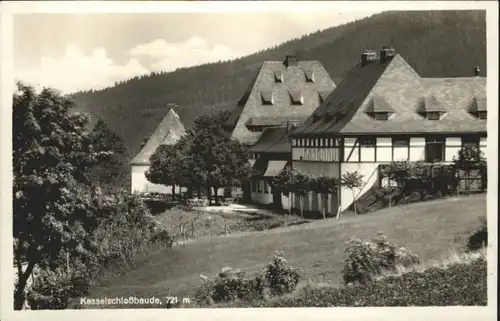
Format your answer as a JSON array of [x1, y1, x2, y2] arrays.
[[289, 47, 487, 214]]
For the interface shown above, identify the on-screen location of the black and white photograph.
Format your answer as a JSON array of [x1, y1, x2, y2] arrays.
[[0, 1, 498, 320]]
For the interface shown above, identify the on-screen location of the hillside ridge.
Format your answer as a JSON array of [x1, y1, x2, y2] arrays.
[[71, 10, 486, 161]]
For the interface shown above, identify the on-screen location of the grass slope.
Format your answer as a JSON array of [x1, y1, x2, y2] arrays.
[[86, 194, 486, 307]]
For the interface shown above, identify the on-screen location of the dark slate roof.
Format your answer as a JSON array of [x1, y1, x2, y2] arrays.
[[291, 57, 392, 136], [229, 59, 336, 145], [248, 127, 291, 153], [291, 54, 486, 136], [131, 108, 186, 166], [245, 115, 309, 127], [251, 157, 268, 176]]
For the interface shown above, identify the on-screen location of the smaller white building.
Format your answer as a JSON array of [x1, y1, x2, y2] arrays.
[[130, 108, 186, 194]]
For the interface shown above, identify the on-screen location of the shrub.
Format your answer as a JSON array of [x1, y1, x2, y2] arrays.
[[89, 191, 160, 272], [150, 228, 174, 248], [467, 217, 487, 251], [194, 267, 264, 305], [268, 256, 486, 307], [27, 267, 90, 310], [342, 233, 421, 285], [263, 252, 301, 295]]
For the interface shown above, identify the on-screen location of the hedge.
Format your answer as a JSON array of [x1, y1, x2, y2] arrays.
[[217, 257, 486, 307]]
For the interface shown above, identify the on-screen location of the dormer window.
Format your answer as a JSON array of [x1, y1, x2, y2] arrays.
[[426, 111, 442, 120], [373, 112, 390, 121], [312, 114, 322, 123], [260, 91, 274, 105], [365, 96, 395, 120], [290, 91, 304, 105], [274, 71, 283, 83], [468, 96, 487, 119], [304, 69, 314, 82], [417, 96, 446, 120]]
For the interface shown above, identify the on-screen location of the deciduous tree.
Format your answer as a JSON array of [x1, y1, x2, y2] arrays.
[[341, 171, 364, 216], [13, 83, 109, 309], [311, 176, 339, 220]]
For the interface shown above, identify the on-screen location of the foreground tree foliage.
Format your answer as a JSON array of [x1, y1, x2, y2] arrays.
[[12, 83, 111, 310], [271, 166, 295, 220], [146, 111, 252, 204], [452, 145, 487, 193], [87, 119, 128, 191]]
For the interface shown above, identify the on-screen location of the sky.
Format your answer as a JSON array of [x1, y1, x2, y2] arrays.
[[13, 11, 380, 94]]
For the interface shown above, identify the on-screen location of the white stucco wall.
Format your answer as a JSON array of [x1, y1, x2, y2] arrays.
[[339, 162, 380, 211]]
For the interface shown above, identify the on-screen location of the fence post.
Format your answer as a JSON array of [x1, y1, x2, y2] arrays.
[[191, 220, 196, 239], [224, 219, 228, 236], [66, 251, 70, 275]]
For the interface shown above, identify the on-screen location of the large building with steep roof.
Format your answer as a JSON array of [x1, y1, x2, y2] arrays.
[[288, 47, 487, 215], [130, 107, 186, 193], [226, 55, 336, 145], [227, 55, 336, 205]]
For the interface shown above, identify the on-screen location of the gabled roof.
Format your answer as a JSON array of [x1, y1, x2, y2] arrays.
[[248, 127, 291, 154], [229, 59, 336, 145], [291, 55, 393, 136], [291, 53, 487, 136], [251, 157, 268, 176], [131, 108, 186, 166]]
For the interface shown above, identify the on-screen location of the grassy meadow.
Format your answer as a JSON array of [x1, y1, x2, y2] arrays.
[[81, 194, 486, 308]]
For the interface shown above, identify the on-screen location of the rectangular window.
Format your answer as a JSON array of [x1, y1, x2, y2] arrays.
[[426, 112, 441, 120], [425, 137, 445, 162], [359, 137, 376, 147], [251, 179, 257, 193], [392, 136, 410, 147], [462, 136, 480, 149], [374, 112, 389, 120], [257, 180, 263, 193]]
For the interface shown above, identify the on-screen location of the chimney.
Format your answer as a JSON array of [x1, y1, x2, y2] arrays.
[[474, 66, 480, 77], [380, 46, 396, 64], [284, 54, 298, 67], [361, 50, 377, 66]]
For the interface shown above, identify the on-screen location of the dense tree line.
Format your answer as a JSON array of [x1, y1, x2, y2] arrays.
[[145, 111, 252, 204]]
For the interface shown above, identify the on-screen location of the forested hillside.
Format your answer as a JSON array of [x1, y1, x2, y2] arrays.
[[72, 10, 486, 164]]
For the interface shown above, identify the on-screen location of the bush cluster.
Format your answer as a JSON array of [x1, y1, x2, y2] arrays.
[[195, 267, 265, 305], [27, 268, 90, 310], [267, 257, 486, 307], [195, 252, 301, 305], [467, 217, 487, 252], [27, 191, 172, 309], [263, 251, 301, 295], [342, 233, 421, 285]]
